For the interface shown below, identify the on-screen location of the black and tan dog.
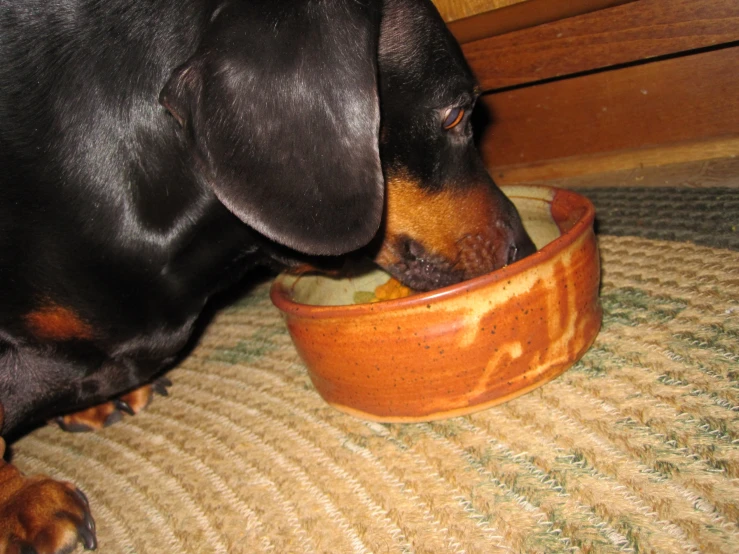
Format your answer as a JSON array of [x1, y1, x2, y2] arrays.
[[0, 0, 533, 550]]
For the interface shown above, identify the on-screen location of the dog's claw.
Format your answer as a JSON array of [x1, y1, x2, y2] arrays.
[[103, 409, 123, 427], [114, 399, 135, 416], [55, 416, 94, 433], [78, 509, 98, 550], [152, 377, 172, 397], [75, 487, 91, 508]]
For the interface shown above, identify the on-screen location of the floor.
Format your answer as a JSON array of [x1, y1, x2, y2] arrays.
[[517, 157, 739, 251]]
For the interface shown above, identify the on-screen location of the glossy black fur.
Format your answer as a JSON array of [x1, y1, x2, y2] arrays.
[[0, 0, 530, 435], [379, 0, 483, 190]]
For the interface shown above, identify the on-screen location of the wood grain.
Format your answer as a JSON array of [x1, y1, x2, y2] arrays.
[[477, 47, 739, 172], [462, 0, 739, 90], [490, 137, 739, 185], [521, 156, 739, 189], [432, 0, 528, 23], [448, 0, 632, 45]]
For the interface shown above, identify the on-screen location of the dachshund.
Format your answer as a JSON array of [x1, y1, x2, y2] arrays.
[[0, 0, 534, 550]]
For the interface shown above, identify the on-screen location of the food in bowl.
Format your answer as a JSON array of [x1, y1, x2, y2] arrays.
[[271, 185, 601, 422], [352, 276, 415, 304]]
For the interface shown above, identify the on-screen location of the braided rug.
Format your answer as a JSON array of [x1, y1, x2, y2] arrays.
[[10, 189, 739, 553]]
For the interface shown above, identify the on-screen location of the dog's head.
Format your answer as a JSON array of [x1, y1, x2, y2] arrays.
[[372, 0, 535, 290], [160, 0, 534, 290]]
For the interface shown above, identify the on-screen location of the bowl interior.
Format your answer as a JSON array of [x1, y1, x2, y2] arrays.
[[282, 186, 561, 307]]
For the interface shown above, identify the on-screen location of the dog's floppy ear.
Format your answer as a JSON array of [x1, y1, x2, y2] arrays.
[[160, 2, 383, 256]]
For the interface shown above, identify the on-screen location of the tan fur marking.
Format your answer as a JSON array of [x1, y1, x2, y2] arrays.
[[57, 384, 156, 432], [25, 304, 94, 341], [378, 170, 499, 262]]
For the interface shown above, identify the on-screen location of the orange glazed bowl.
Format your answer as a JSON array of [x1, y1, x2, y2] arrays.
[[270, 185, 602, 422]]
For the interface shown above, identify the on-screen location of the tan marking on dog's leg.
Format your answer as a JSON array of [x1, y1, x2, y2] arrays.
[[55, 378, 171, 432], [0, 404, 97, 552]]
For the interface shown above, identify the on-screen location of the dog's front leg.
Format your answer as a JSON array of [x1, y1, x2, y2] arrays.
[[0, 405, 97, 554]]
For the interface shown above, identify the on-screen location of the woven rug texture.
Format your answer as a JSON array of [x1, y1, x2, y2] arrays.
[[577, 188, 739, 252], [10, 230, 739, 553]]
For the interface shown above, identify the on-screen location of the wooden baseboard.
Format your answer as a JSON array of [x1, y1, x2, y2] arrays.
[[461, 0, 739, 91], [489, 136, 739, 185], [478, 47, 739, 169], [447, 0, 633, 45]]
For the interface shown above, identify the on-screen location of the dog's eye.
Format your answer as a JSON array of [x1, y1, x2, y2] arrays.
[[442, 107, 465, 130]]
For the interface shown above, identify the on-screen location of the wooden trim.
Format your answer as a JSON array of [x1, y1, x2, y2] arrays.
[[462, 0, 739, 91], [478, 47, 739, 170], [490, 137, 739, 185], [435, 0, 529, 26], [448, 0, 633, 45]]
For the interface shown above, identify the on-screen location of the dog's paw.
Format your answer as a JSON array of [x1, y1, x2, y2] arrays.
[[0, 463, 96, 554], [54, 377, 172, 432]]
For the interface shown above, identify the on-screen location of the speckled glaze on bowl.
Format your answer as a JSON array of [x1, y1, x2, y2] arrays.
[[270, 185, 601, 422]]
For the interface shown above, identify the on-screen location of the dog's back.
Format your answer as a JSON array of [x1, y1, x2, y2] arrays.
[[1, 0, 208, 257], [0, 0, 259, 430]]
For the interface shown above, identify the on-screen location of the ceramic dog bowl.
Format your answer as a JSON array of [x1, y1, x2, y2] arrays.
[[270, 185, 601, 422]]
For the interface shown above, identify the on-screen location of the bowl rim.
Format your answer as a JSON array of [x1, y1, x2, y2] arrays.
[[270, 185, 595, 318]]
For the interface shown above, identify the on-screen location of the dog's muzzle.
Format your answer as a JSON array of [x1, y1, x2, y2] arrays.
[[373, 175, 536, 292]]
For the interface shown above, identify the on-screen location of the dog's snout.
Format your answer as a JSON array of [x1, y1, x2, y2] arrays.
[[375, 172, 538, 291], [460, 220, 534, 278]]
